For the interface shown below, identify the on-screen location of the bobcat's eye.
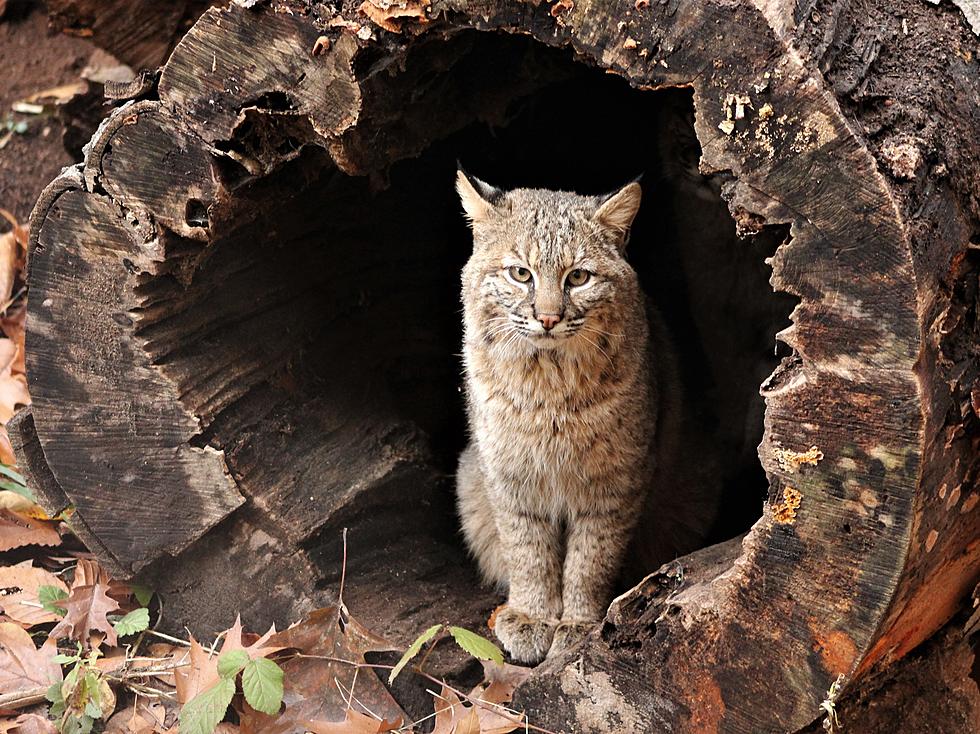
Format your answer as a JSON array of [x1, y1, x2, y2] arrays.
[[508, 266, 533, 283], [566, 269, 591, 287]]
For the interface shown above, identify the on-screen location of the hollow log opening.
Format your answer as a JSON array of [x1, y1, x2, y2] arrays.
[[126, 31, 795, 621]]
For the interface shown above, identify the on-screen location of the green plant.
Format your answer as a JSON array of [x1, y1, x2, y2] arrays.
[[0, 463, 34, 501], [388, 623, 503, 683], [179, 649, 285, 734], [46, 646, 114, 734]]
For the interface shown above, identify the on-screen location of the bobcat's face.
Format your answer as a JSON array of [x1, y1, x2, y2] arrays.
[[458, 172, 643, 353]]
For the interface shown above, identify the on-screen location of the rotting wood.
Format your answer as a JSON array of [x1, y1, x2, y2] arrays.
[[17, 0, 980, 731]]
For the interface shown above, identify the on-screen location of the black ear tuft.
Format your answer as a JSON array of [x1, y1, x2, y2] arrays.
[[456, 163, 505, 205]]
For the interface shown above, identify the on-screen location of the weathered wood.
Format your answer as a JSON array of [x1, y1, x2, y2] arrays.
[[17, 0, 980, 732], [46, 0, 219, 70]]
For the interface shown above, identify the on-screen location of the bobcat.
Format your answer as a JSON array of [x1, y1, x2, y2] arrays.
[[455, 170, 669, 663]]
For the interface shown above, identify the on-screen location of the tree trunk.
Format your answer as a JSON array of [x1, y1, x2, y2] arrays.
[[17, 1, 980, 732]]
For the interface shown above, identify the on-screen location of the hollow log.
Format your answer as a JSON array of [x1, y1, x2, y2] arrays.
[[17, 0, 980, 732]]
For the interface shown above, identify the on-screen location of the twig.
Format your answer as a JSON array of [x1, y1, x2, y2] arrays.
[[338, 527, 349, 608], [144, 629, 191, 647], [0, 687, 48, 710]]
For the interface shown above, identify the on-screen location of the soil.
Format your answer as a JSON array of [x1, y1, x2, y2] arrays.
[[0, 2, 97, 223]]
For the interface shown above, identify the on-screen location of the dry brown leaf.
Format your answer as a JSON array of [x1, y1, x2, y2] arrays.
[[9, 715, 57, 734], [104, 700, 167, 734], [0, 491, 53, 520], [238, 606, 405, 734], [72, 559, 133, 607], [0, 233, 19, 313], [431, 687, 477, 734], [305, 710, 401, 734], [0, 560, 69, 627], [173, 636, 221, 704], [470, 661, 530, 706], [0, 335, 29, 423], [0, 621, 62, 693], [0, 510, 61, 552], [50, 582, 120, 646], [174, 617, 281, 704], [19, 82, 88, 106], [428, 665, 529, 734], [0, 429, 15, 466]]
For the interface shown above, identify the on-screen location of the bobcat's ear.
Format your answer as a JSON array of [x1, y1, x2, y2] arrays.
[[593, 181, 642, 249], [456, 168, 505, 224]]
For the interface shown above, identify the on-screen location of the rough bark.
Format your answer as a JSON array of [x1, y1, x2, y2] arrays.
[[17, 0, 980, 732]]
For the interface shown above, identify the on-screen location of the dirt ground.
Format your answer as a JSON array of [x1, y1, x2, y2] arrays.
[[0, 2, 97, 222]]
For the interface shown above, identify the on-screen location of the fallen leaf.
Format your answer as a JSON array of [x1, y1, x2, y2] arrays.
[[469, 661, 531, 706], [173, 637, 221, 705], [174, 617, 281, 705], [0, 509, 61, 552], [50, 582, 120, 645], [0, 560, 69, 627], [10, 715, 56, 734], [431, 687, 478, 734], [0, 622, 62, 693], [305, 710, 401, 733], [104, 701, 166, 734], [0, 491, 51, 519], [0, 210, 25, 314], [238, 605, 405, 734], [429, 663, 530, 734], [18, 82, 88, 106]]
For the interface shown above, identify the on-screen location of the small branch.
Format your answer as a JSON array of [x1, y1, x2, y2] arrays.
[[144, 629, 191, 647], [0, 687, 48, 710], [338, 527, 349, 608]]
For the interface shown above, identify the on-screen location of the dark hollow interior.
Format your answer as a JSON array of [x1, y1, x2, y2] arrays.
[[152, 32, 796, 637]]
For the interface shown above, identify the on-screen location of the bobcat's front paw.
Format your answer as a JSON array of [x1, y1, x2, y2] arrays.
[[492, 606, 557, 664], [547, 620, 594, 659]]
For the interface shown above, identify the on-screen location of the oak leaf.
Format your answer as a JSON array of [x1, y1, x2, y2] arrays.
[[49, 582, 120, 646], [0, 621, 62, 693], [0, 560, 69, 627]]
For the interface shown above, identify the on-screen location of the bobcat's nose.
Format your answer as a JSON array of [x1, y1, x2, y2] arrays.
[[537, 313, 561, 331]]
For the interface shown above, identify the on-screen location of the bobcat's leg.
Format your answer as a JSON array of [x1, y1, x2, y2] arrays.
[[551, 502, 636, 657], [456, 443, 508, 588], [492, 496, 563, 664]]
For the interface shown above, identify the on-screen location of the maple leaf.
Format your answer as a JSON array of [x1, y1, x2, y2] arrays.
[[238, 605, 405, 734], [174, 616, 282, 705], [0, 621, 62, 693], [50, 582, 120, 646], [0, 560, 69, 627], [0, 509, 60, 552], [427, 663, 530, 734], [431, 687, 480, 734]]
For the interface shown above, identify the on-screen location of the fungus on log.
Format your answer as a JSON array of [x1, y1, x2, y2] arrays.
[[16, 0, 980, 732]]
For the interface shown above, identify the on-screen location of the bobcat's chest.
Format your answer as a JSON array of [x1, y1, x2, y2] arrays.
[[468, 346, 642, 507]]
